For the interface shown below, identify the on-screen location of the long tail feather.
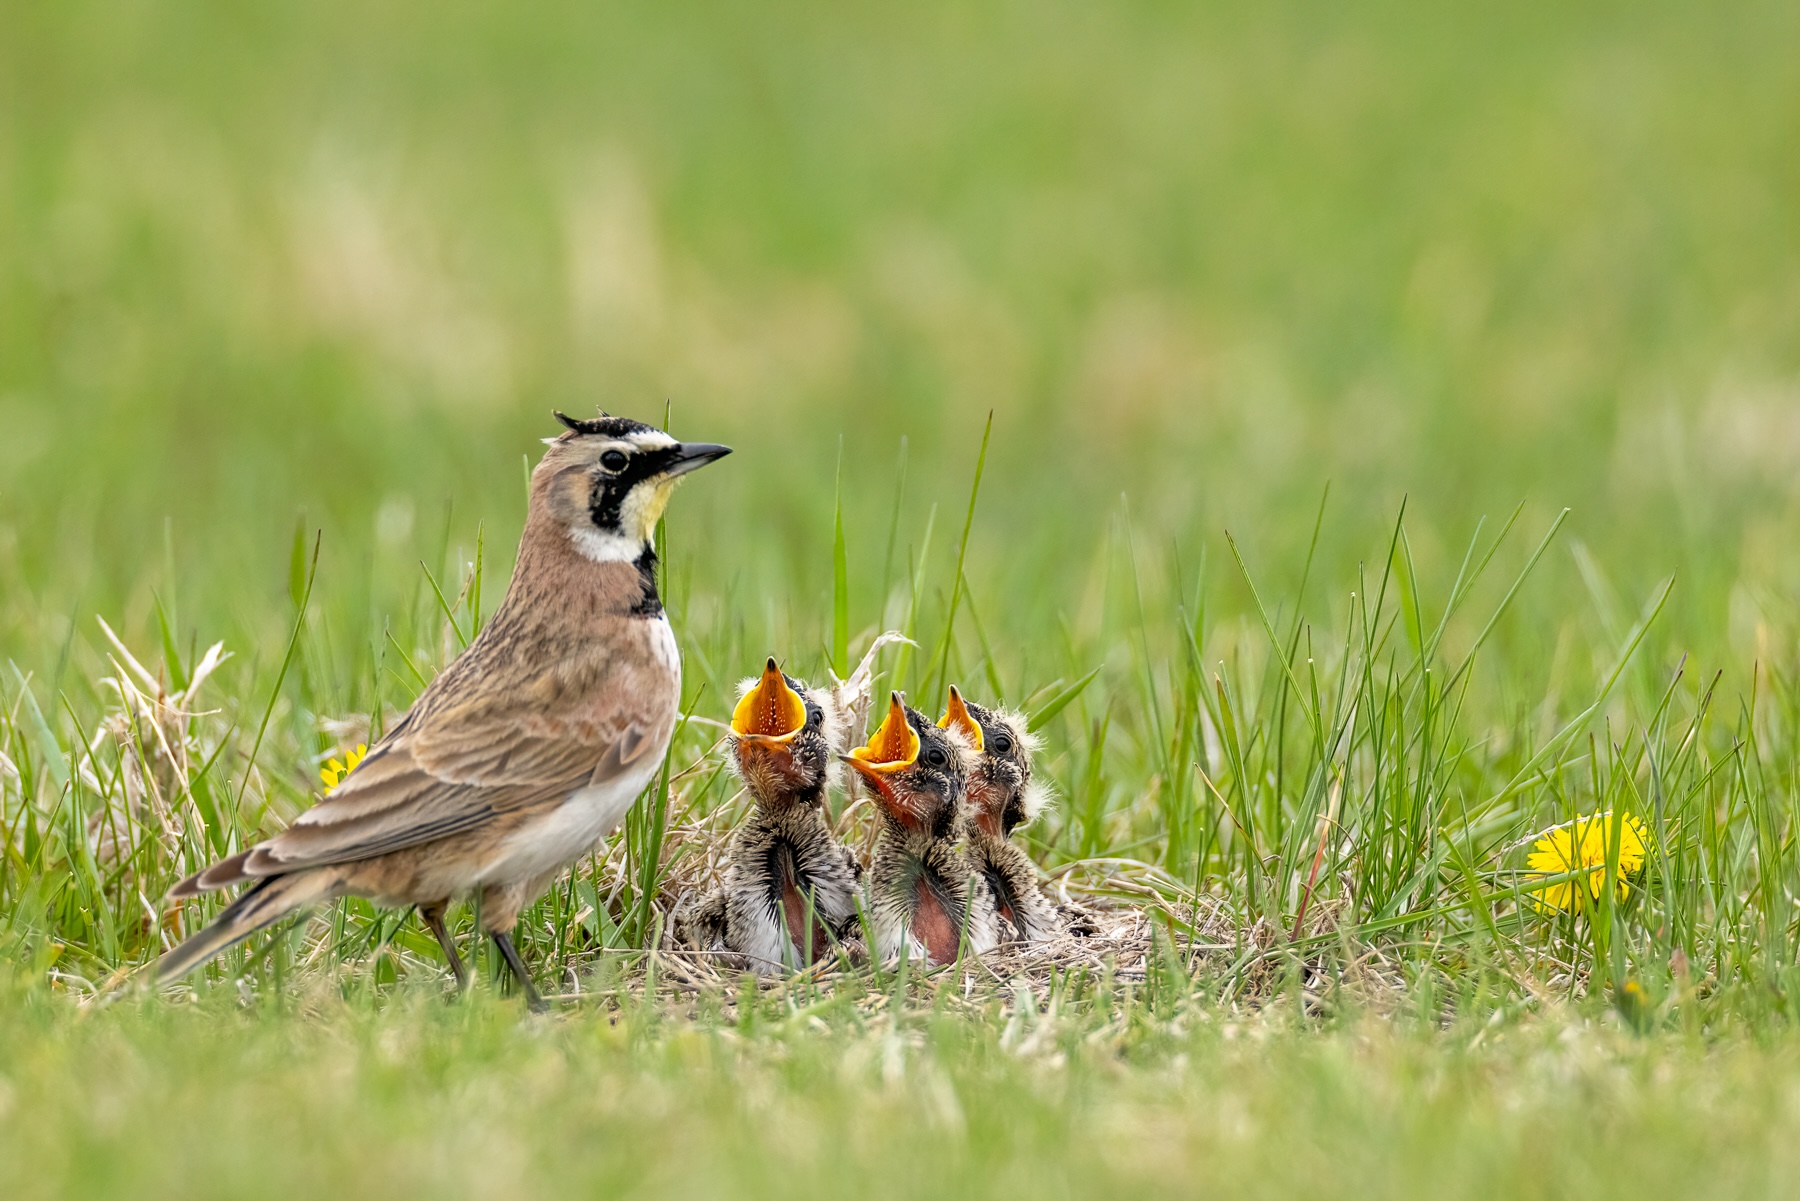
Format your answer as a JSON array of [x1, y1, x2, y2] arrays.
[[167, 848, 255, 900], [156, 869, 345, 983]]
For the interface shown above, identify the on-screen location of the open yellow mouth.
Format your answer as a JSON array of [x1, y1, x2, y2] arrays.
[[731, 657, 807, 744], [938, 685, 984, 752], [847, 692, 920, 776]]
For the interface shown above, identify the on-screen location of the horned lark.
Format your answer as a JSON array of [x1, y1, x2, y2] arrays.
[[845, 693, 997, 965], [939, 687, 1066, 945], [160, 411, 730, 1009], [680, 658, 862, 975]]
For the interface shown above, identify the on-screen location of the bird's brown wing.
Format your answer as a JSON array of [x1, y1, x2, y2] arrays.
[[237, 661, 671, 876]]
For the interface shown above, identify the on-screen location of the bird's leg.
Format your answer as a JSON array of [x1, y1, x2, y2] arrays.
[[418, 901, 469, 992], [491, 930, 547, 1013]]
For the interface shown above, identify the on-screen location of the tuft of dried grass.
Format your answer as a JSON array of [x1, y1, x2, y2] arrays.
[[83, 620, 231, 874]]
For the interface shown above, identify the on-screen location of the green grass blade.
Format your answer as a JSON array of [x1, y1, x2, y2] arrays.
[[1028, 666, 1102, 733], [1223, 529, 1323, 748], [287, 516, 309, 612], [879, 436, 909, 620], [832, 436, 849, 678], [418, 561, 469, 652], [235, 531, 321, 812], [6, 663, 68, 793], [927, 411, 994, 708]]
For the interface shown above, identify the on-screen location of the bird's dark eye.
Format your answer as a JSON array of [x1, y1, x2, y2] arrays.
[[807, 705, 823, 728], [990, 731, 1014, 756], [923, 745, 948, 769], [600, 450, 629, 473]]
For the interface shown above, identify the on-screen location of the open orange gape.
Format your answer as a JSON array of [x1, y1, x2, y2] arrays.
[[938, 685, 983, 751], [846, 692, 921, 781], [730, 657, 808, 745]]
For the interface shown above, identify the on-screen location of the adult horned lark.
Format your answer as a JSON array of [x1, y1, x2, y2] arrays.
[[939, 687, 1067, 945], [845, 694, 997, 965], [159, 411, 730, 1008], [677, 658, 862, 974]]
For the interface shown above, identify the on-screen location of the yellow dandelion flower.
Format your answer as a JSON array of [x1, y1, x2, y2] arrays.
[[1525, 810, 1649, 913], [320, 744, 368, 792]]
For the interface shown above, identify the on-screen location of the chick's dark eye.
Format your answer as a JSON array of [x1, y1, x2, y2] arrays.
[[924, 746, 948, 769], [807, 705, 823, 728], [600, 450, 629, 472], [990, 732, 1014, 756]]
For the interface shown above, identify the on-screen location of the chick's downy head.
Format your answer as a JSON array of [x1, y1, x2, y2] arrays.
[[730, 657, 840, 806], [845, 692, 973, 836], [940, 686, 1045, 839]]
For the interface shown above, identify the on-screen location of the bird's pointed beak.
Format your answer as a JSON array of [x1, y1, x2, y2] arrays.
[[660, 441, 732, 479], [843, 692, 920, 783], [938, 685, 983, 752], [732, 657, 807, 746]]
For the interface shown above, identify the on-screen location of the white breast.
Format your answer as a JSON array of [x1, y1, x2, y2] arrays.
[[480, 762, 657, 887], [647, 614, 680, 677], [482, 616, 682, 885]]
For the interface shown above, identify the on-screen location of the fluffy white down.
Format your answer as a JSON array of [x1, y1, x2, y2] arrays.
[[734, 903, 799, 975], [871, 905, 930, 964], [993, 708, 1051, 824], [1018, 778, 1054, 825]]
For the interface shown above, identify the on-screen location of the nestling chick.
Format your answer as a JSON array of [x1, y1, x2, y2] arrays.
[[709, 658, 861, 974], [939, 687, 1066, 945], [845, 694, 997, 965]]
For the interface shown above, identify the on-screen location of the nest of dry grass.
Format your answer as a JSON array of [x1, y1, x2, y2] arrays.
[[545, 784, 1426, 1016], [557, 775, 1247, 1000]]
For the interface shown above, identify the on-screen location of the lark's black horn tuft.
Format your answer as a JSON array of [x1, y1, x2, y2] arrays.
[[553, 409, 662, 439], [554, 409, 614, 435]]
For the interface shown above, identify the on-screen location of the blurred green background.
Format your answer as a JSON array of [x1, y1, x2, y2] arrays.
[[2, 0, 1798, 691], [9, 14, 1800, 1189]]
